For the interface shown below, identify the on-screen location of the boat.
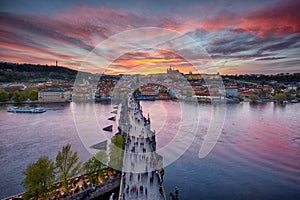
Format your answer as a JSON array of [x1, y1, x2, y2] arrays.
[[7, 106, 46, 113]]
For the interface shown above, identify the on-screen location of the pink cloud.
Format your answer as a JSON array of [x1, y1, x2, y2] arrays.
[[1, 1, 299, 75], [183, 0, 300, 37]]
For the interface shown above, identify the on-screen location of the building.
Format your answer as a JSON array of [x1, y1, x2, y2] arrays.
[[140, 87, 157, 96], [185, 73, 203, 81], [167, 66, 183, 76], [38, 88, 70, 103], [185, 72, 220, 81], [8, 83, 27, 91], [218, 86, 238, 97]]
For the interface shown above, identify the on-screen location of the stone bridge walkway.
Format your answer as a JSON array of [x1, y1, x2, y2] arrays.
[[119, 98, 166, 200]]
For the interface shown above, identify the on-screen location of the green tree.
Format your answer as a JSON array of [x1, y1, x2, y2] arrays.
[[83, 151, 107, 184], [12, 90, 27, 102], [0, 89, 9, 102], [237, 93, 244, 101], [289, 95, 296, 100], [94, 150, 108, 167], [160, 89, 168, 94], [275, 85, 286, 94], [274, 93, 287, 103], [23, 156, 55, 200], [29, 90, 38, 101], [249, 93, 259, 102], [56, 144, 82, 189], [288, 89, 296, 94], [109, 135, 124, 171]]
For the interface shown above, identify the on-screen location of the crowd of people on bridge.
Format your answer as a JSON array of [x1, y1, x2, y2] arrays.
[[119, 97, 165, 200]]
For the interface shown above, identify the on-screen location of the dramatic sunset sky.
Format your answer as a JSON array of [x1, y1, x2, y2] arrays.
[[1, 0, 300, 75]]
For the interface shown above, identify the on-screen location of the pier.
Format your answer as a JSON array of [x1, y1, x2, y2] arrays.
[[118, 97, 166, 200]]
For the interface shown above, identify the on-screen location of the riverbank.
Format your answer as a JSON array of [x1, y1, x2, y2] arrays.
[[0, 100, 68, 105], [2, 174, 121, 200]]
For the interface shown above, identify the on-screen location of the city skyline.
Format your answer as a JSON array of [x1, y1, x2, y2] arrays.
[[1, 0, 300, 75]]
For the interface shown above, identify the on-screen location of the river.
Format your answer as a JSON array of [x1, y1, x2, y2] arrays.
[[0, 101, 299, 199]]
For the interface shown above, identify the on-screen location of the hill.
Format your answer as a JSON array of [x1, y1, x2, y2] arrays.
[[0, 62, 78, 82]]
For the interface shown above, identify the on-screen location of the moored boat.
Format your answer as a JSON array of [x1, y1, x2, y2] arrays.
[[7, 106, 46, 113]]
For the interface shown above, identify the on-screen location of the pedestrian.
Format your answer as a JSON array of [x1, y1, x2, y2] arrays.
[[150, 176, 153, 185], [159, 186, 163, 194], [140, 185, 143, 193]]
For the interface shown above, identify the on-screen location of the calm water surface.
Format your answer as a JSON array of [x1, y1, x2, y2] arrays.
[[0, 102, 299, 199]]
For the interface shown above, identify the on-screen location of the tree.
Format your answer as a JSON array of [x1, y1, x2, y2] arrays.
[[160, 89, 168, 94], [12, 90, 27, 102], [275, 85, 286, 94], [249, 93, 259, 102], [0, 89, 9, 102], [109, 135, 124, 171], [288, 89, 296, 94], [274, 93, 286, 103], [237, 93, 244, 101], [29, 90, 38, 101], [83, 151, 107, 184], [23, 156, 55, 200], [56, 144, 82, 189], [94, 150, 108, 167], [289, 95, 296, 100]]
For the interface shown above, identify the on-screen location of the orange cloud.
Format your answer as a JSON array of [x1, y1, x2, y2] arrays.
[[101, 49, 206, 75]]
